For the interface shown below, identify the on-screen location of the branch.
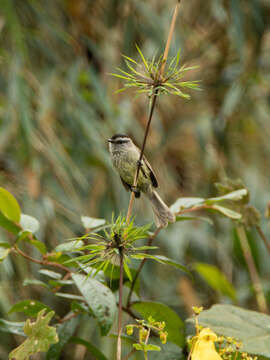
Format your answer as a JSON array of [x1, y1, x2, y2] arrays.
[[116, 250, 124, 360], [13, 245, 71, 274], [255, 225, 270, 256], [236, 226, 268, 313], [126, 0, 180, 225]]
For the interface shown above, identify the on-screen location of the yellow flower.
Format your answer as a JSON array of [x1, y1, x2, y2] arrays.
[[191, 328, 222, 360]]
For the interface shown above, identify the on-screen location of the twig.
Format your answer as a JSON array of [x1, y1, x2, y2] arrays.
[[58, 312, 79, 324], [116, 250, 124, 360], [236, 226, 268, 313], [255, 225, 270, 256], [13, 245, 71, 273], [126, 0, 180, 225]]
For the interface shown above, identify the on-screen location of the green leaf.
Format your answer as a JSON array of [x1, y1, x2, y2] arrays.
[[193, 304, 270, 357], [170, 197, 204, 213], [55, 240, 84, 253], [9, 309, 58, 360], [23, 279, 50, 289], [194, 263, 236, 301], [39, 269, 62, 279], [81, 216, 105, 229], [72, 273, 117, 335], [205, 189, 248, 204], [123, 259, 133, 282], [211, 205, 242, 219], [133, 343, 143, 351], [0, 319, 25, 336], [0, 212, 21, 234], [46, 316, 80, 360], [135, 44, 149, 70], [9, 300, 53, 317], [55, 293, 85, 301], [0, 187, 21, 223], [20, 214, 39, 233], [24, 237, 47, 255], [131, 302, 184, 347], [0, 242, 11, 262], [175, 215, 213, 225], [70, 337, 108, 360], [144, 344, 161, 351], [131, 254, 190, 275]]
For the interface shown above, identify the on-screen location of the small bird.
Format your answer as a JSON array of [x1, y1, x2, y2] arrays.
[[108, 134, 175, 227]]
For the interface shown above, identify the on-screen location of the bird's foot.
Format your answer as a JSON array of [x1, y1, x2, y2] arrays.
[[131, 186, 141, 198]]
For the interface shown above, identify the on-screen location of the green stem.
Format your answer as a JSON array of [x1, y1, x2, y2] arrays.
[[116, 250, 124, 360]]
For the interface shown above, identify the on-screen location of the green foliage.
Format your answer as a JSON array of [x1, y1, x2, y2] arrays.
[[9, 309, 58, 360], [194, 263, 236, 301], [194, 304, 270, 357], [9, 300, 53, 317], [72, 273, 116, 336], [112, 47, 200, 99], [131, 302, 184, 347], [0, 187, 21, 223]]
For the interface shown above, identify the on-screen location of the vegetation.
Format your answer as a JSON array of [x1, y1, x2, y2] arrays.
[[0, 0, 270, 359]]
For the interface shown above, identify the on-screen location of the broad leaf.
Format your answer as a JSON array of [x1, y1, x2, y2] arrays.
[[131, 301, 184, 347], [46, 316, 80, 360], [9, 300, 52, 317], [170, 197, 204, 213], [70, 337, 108, 360], [194, 263, 236, 301], [55, 240, 84, 253], [0, 212, 21, 234], [0, 187, 21, 223], [0, 242, 11, 262], [81, 216, 105, 229], [190, 304, 270, 357], [72, 274, 116, 335], [211, 205, 242, 219], [55, 293, 85, 301], [9, 309, 58, 360], [20, 214, 39, 233], [205, 189, 248, 204], [23, 279, 50, 289]]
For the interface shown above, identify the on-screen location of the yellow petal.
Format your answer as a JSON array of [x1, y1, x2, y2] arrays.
[[191, 328, 222, 360]]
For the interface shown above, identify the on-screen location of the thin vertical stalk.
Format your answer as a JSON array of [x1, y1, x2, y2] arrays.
[[116, 251, 124, 360], [255, 225, 270, 256], [236, 226, 268, 313]]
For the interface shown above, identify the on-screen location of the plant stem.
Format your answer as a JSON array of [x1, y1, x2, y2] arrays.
[[127, 227, 161, 307], [116, 250, 124, 360], [236, 226, 268, 313], [255, 225, 270, 256], [126, 0, 180, 225]]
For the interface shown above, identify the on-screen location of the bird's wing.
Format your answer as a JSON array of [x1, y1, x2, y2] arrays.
[[143, 155, 158, 188]]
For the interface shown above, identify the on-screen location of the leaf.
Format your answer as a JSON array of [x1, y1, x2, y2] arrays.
[[131, 254, 190, 275], [0, 187, 21, 223], [0, 319, 25, 336], [0, 242, 11, 262], [39, 269, 62, 279], [81, 216, 105, 229], [193, 304, 270, 357], [144, 344, 161, 351], [55, 240, 84, 253], [135, 44, 149, 70], [23, 236, 47, 255], [211, 205, 242, 219], [194, 263, 236, 301], [20, 214, 39, 233], [131, 302, 185, 347], [0, 212, 21, 234], [9, 300, 53, 317], [175, 216, 213, 225], [70, 337, 108, 360], [23, 279, 50, 289], [205, 189, 248, 204], [170, 197, 205, 213], [123, 259, 133, 282], [72, 273, 117, 335], [55, 293, 85, 301], [9, 309, 58, 360], [46, 316, 80, 360]]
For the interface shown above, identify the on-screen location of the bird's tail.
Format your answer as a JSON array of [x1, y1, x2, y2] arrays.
[[147, 190, 175, 228]]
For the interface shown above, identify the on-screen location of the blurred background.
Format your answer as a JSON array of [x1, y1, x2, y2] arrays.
[[1, 0, 270, 358]]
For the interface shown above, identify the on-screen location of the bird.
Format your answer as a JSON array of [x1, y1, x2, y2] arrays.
[[108, 134, 175, 227]]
